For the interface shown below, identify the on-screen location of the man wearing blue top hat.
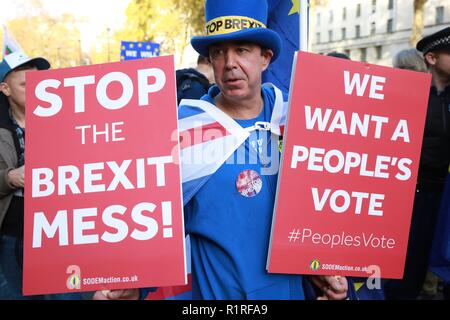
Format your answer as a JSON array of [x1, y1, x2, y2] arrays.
[[95, 0, 349, 300]]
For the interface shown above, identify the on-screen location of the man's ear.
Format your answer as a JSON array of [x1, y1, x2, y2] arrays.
[[261, 49, 274, 72], [424, 51, 438, 66], [0, 82, 10, 97]]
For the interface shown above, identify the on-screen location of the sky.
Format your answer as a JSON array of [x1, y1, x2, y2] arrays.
[[0, 0, 131, 51], [0, 0, 198, 67]]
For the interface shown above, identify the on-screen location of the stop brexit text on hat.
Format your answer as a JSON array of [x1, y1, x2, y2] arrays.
[[191, 0, 282, 61]]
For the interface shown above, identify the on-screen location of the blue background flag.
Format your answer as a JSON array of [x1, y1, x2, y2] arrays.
[[120, 41, 161, 61], [263, 0, 306, 93]]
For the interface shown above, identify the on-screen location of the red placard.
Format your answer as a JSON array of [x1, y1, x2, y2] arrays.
[[23, 56, 186, 295], [267, 51, 431, 279]]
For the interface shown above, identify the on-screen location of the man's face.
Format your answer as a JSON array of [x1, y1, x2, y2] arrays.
[[0, 66, 37, 109], [425, 49, 450, 80], [208, 41, 273, 101]]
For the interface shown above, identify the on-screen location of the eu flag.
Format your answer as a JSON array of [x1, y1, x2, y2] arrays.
[[263, 0, 302, 93], [120, 41, 161, 61]]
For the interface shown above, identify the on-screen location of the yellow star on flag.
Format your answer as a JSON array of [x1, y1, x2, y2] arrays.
[[354, 282, 365, 292], [138, 42, 143, 48], [146, 45, 151, 50], [289, 0, 300, 15]]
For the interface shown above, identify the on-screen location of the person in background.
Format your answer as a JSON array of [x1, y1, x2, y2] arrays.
[[385, 26, 450, 300], [393, 47, 442, 298], [176, 55, 213, 104], [195, 55, 214, 84], [416, 27, 450, 300], [393, 48, 428, 73], [326, 51, 350, 60], [0, 51, 80, 300]]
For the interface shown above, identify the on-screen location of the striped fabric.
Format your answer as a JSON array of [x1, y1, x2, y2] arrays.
[[178, 98, 249, 205]]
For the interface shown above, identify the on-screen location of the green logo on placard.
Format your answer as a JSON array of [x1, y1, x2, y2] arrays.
[[310, 259, 321, 271]]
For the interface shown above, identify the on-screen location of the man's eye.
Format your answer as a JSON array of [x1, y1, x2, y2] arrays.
[[209, 50, 219, 58]]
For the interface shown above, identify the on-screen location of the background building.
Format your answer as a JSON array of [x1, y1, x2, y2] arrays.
[[311, 0, 450, 66]]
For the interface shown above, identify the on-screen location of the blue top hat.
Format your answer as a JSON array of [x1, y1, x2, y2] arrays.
[[191, 0, 282, 61]]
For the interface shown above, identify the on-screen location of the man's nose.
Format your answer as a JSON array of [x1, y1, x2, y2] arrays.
[[224, 51, 238, 69]]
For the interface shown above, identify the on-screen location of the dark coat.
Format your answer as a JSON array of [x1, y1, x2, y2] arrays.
[[418, 85, 450, 186]]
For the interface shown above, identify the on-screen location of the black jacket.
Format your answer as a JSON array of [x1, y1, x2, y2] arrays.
[[176, 68, 211, 105], [418, 85, 450, 186]]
